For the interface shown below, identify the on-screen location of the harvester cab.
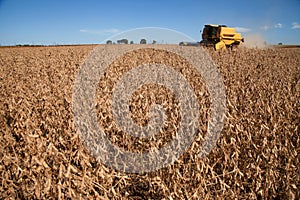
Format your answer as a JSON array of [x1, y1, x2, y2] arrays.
[[200, 24, 244, 50]]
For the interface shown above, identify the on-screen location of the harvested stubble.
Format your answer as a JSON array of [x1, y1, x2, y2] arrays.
[[0, 45, 299, 199]]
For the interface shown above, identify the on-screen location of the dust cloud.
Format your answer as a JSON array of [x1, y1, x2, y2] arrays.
[[242, 34, 268, 49]]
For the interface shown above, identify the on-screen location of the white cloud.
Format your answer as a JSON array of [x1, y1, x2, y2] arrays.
[[260, 23, 283, 30], [80, 28, 121, 35], [260, 25, 271, 31], [234, 27, 251, 33], [291, 22, 300, 29], [274, 23, 283, 28], [104, 28, 122, 34], [79, 29, 88, 33]]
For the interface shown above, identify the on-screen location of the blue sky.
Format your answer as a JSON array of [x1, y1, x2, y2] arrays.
[[0, 0, 299, 45]]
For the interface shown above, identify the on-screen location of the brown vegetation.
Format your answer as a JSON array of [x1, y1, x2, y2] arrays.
[[0, 45, 299, 199]]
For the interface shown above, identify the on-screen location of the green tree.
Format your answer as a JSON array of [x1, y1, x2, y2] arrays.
[[117, 39, 128, 44], [140, 38, 147, 44], [106, 40, 112, 44]]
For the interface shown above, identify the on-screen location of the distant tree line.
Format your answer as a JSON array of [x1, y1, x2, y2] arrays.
[[106, 39, 157, 45], [15, 44, 45, 47]]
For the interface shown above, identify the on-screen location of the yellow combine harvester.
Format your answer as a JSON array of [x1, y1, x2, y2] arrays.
[[200, 24, 244, 50]]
